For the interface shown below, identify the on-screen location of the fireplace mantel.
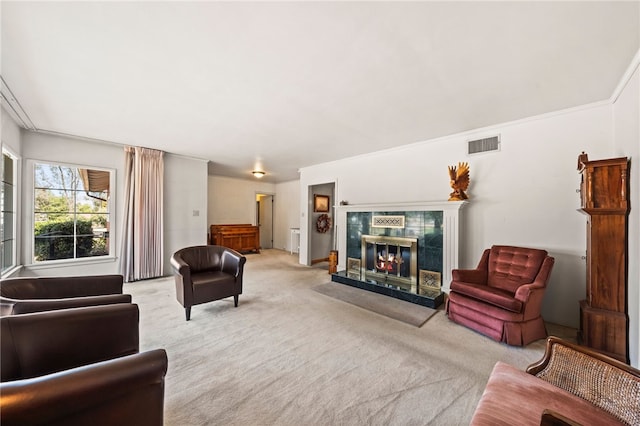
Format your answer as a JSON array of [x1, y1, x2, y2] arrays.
[[335, 200, 467, 294]]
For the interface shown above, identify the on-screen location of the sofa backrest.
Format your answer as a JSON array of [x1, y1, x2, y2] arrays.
[[1, 304, 139, 382], [487, 245, 548, 293]]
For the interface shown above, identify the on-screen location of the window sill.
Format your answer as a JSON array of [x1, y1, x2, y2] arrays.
[[1, 265, 23, 279], [26, 256, 117, 270]]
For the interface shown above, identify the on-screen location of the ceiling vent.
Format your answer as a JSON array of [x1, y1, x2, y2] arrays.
[[468, 135, 500, 155]]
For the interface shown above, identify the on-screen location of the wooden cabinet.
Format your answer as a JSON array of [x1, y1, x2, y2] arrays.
[[577, 153, 629, 363], [210, 224, 260, 254]]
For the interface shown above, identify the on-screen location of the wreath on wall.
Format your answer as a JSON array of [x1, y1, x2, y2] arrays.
[[316, 214, 332, 233]]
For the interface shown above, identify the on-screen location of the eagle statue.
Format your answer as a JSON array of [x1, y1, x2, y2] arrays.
[[448, 162, 470, 201]]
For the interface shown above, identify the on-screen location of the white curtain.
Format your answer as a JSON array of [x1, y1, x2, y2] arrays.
[[120, 146, 164, 282]]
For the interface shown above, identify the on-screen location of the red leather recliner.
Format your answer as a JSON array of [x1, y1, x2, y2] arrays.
[[446, 245, 555, 346]]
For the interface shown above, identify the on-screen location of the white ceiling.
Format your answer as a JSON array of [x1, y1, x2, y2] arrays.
[[2, 1, 638, 182]]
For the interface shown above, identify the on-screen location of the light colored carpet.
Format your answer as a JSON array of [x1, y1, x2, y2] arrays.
[[312, 283, 437, 327], [126, 249, 576, 426]]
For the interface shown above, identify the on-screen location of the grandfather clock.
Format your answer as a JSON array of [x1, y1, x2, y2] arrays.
[[577, 152, 630, 363]]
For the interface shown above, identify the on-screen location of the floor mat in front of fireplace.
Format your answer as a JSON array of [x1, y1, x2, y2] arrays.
[[312, 283, 437, 327]]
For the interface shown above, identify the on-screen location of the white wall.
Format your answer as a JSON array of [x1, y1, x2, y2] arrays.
[[207, 176, 302, 254], [18, 131, 208, 278], [300, 102, 614, 330], [1, 107, 23, 277], [207, 175, 276, 226], [274, 179, 301, 252], [612, 59, 639, 367], [1, 106, 22, 155], [163, 154, 209, 275]]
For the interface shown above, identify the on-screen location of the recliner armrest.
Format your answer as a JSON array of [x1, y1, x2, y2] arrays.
[[0, 349, 168, 426], [0, 275, 124, 299], [3, 294, 132, 315], [513, 282, 543, 302], [451, 248, 490, 285], [170, 253, 193, 277], [452, 268, 487, 285], [514, 256, 555, 302], [221, 249, 246, 277]]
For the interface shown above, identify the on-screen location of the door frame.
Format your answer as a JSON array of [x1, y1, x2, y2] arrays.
[[255, 192, 275, 250], [306, 182, 336, 266]]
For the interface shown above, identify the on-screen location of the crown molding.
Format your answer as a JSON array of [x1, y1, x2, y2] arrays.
[[611, 47, 640, 104], [1, 76, 36, 130]]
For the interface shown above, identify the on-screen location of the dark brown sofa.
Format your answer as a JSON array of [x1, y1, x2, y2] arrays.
[[471, 337, 640, 425], [0, 274, 131, 316], [171, 245, 247, 320], [0, 304, 168, 426]]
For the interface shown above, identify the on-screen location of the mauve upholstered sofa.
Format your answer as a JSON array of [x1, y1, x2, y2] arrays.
[[446, 245, 555, 346], [471, 337, 640, 426]]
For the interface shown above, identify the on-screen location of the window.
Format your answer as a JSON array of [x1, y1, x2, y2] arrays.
[[1, 150, 17, 273], [33, 162, 112, 262]]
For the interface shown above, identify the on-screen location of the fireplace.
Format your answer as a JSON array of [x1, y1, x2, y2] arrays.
[[360, 235, 417, 292], [331, 201, 466, 308]]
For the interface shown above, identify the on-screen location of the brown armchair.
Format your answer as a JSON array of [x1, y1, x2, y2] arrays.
[[0, 274, 131, 316], [0, 304, 168, 426], [171, 245, 247, 321], [445, 245, 555, 346]]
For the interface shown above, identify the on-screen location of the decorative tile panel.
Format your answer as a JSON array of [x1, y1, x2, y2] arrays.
[[372, 215, 405, 228]]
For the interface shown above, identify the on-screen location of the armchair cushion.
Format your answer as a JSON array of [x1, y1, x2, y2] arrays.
[[191, 270, 237, 287], [450, 281, 523, 313]]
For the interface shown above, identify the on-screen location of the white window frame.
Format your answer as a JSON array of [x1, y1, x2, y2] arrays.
[[1, 148, 19, 276], [28, 159, 116, 266]]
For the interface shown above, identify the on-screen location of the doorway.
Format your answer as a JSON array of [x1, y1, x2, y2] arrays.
[[256, 193, 274, 249], [308, 182, 335, 267]]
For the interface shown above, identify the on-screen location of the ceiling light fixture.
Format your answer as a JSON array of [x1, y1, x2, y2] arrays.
[[252, 170, 266, 178]]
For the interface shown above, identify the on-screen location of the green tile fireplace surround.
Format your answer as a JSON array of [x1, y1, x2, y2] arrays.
[[332, 201, 467, 308]]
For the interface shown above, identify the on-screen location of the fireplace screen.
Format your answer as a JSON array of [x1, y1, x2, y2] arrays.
[[361, 235, 418, 293]]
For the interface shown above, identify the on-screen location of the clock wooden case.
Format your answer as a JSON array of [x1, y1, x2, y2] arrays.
[[577, 153, 630, 363]]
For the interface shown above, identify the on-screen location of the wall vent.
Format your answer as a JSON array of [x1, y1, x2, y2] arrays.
[[468, 135, 500, 155]]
